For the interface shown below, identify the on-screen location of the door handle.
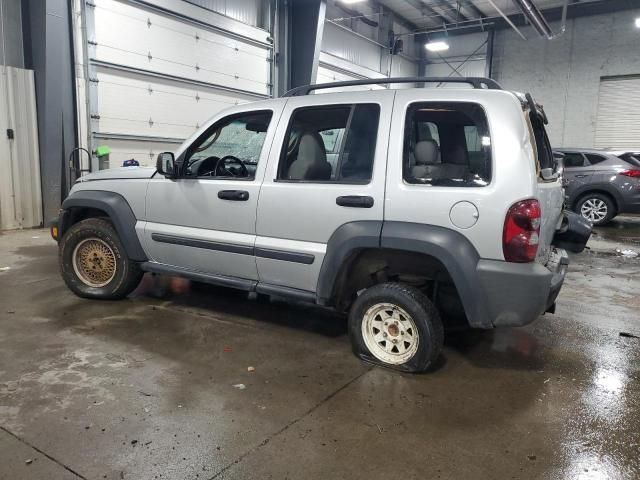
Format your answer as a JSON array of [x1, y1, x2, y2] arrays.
[[575, 174, 588, 178], [218, 190, 249, 201], [336, 195, 374, 208]]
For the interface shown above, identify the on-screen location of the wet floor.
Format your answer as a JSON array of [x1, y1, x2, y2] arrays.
[[0, 219, 638, 480]]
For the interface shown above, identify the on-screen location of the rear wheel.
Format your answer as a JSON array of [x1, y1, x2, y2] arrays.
[[576, 193, 615, 226], [348, 282, 444, 373], [59, 218, 143, 299]]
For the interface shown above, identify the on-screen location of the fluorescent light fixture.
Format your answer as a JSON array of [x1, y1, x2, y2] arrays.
[[338, 0, 366, 4], [425, 41, 449, 52], [635, 17, 640, 28]]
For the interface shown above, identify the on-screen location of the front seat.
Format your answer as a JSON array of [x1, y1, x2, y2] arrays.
[[287, 131, 332, 181], [411, 140, 441, 179]]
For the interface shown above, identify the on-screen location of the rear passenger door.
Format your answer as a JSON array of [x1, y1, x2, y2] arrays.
[[255, 91, 394, 294], [560, 151, 592, 195]]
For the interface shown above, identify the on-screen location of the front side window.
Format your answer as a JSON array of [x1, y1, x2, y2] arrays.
[[278, 104, 380, 183], [183, 111, 272, 179], [403, 102, 491, 187]]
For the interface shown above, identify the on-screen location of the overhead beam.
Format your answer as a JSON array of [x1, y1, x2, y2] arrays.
[[417, 0, 638, 36], [403, 0, 455, 26]]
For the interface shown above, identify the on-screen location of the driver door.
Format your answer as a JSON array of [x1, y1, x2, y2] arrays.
[[142, 107, 282, 280]]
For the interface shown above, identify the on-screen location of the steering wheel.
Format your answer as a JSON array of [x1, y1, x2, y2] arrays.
[[195, 156, 220, 176], [214, 155, 248, 177]]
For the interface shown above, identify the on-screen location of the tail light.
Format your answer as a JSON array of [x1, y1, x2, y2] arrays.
[[503, 199, 541, 263], [619, 169, 640, 178]]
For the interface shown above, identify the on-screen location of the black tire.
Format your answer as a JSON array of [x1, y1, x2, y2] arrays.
[[59, 218, 143, 299], [575, 193, 616, 226], [348, 282, 444, 373]]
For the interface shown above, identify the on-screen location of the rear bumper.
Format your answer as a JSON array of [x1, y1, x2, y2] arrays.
[[476, 249, 569, 328]]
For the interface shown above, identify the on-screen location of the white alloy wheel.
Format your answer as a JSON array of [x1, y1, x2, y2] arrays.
[[580, 197, 608, 223], [361, 303, 420, 365]]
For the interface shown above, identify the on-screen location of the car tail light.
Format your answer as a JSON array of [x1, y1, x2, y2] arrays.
[[619, 169, 640, 178], [503, 199, 541, 263]]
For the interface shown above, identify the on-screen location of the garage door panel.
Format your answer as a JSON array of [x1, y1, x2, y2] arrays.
[[86, 0, 272, 169], [94, 68, 254, 139], [93, 0, 270, 96], [97, 138, 179, 168], [595, 77, 640, 149]]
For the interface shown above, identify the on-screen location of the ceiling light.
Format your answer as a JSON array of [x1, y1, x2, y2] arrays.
[[635, 17, 640, 28], [425, 41, 449, 52], [338, 0, 366, 4]]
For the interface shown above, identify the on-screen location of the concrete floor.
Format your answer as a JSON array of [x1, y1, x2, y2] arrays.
[[0, 218, 639, 480]]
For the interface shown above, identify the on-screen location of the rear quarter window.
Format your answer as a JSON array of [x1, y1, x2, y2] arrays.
[[403, 102, 491, 187]]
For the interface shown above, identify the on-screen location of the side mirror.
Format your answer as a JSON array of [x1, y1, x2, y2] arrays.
[[156, 152, 176, 178]]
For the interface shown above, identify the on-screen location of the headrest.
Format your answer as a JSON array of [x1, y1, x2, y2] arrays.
[[298, 131, 326, 162], [414, 140, 440, 165]]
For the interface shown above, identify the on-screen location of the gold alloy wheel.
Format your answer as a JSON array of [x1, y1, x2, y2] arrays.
[[72, 238, 117, 287]]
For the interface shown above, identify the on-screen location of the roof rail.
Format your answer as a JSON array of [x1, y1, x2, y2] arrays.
[[282, 77, 502, 97]]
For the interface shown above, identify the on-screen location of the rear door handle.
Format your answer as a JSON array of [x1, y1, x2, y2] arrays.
[[336, 195, 374, 208], [218, 190, 249, 201], [575, 174, 589, 178]]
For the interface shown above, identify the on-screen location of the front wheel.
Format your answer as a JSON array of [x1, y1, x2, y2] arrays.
[[348, 283, 444, 373], [59, 218, 143, 299], [576, 193, 615, 226]]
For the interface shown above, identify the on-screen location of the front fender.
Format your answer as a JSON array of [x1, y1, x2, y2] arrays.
[[60, 190, 147, 261]]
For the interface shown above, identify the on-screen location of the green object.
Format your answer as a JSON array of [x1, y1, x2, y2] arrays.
[[95, 145, 111, 158]]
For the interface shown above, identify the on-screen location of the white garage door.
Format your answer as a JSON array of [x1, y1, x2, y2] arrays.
[[594, 76, 640, 150], [87, 0, 272, 168]]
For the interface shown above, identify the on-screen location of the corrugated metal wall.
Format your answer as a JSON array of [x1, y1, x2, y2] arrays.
[[0, 67, 43, 230], [424, 31, 488, 84], [318, 2, 418, 88], [80, 0, 273, 169]]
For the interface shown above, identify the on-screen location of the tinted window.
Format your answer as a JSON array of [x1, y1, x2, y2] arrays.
[[278, 104, 380, 183], [183, 111, 272, 179], [585, 154, 606, 165], [563, 153, 586, 168], [403, 102, 491, 187]]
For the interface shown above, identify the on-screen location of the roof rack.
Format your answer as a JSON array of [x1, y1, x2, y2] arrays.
[[282, 77, 503, 97]]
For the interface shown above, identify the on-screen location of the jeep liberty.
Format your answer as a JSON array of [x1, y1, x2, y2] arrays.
[[52, 77, 591, 373]]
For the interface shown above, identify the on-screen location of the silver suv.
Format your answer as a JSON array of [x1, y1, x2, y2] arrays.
[[52, 77, 589, 373]]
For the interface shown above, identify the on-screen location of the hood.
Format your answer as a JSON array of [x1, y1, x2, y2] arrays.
[[78, 166, 156, 182]]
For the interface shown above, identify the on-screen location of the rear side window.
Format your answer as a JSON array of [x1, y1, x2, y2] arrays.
[[403, 102, 491, 187], [585, 153, 606, 165], [562, 153, 586, 168], [278, 104, 380, 183]]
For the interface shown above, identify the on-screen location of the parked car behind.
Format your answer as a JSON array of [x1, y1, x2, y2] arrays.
[[553, 148, 640, 225]]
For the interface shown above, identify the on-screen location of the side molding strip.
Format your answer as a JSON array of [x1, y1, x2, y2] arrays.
[[255, 247, 314, 265], [151, 233, 254, 256], [151, 233, 315, 265]]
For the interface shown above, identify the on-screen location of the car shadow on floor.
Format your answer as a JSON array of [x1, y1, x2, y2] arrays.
[[132, 273, 349, 338]]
